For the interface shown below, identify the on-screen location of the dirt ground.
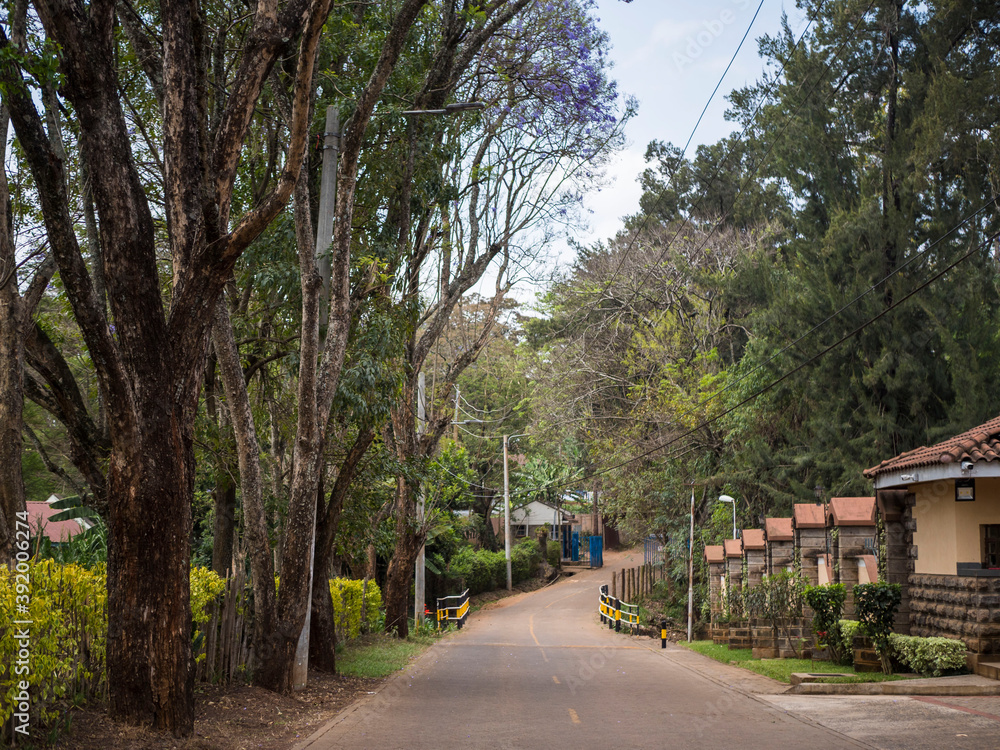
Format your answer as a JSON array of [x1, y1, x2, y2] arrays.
[[48, 575, 558, 749], [54, 671, 380, 750]]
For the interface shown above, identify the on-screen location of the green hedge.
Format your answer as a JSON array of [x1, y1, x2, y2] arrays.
[[446, 540, 543, 595], [329, 578, 382, 640], [1, 560, 226, 736], [890, 634, 967, 677]]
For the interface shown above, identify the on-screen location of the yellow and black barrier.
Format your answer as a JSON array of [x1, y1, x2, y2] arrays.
[[436, 589, 470, 630], [598, 583, 639, 634]]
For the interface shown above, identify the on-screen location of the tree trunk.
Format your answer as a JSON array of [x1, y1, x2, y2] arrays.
[[211, 473, 237, 577], [105, 399, 194, 732]]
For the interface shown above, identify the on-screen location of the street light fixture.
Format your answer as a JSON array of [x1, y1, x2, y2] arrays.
[[719, 494, 737, 540]]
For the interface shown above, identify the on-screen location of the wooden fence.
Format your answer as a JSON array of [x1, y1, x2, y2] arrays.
[[610, 561, 665, 603], [194, 555, 253, 684]]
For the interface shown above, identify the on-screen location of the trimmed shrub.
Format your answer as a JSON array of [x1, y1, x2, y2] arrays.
[[836, 619, 861, 665], [329, 578, 382, 640], [803, 584, 846, 662], [890, 634, 967, 677], [854, 582, 902, 673]]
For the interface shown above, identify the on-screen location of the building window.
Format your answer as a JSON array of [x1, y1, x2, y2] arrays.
[[982, 525, 1000, 569]]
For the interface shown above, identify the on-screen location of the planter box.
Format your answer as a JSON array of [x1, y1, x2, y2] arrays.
[[853, 634, 882, 673]]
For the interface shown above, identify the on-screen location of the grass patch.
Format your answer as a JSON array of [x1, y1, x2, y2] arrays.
[[336, 632, 435, 679], [678, 640, 905, 684]]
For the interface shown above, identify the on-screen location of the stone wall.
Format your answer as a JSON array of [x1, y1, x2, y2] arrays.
[[767, 540, 795, 575], [878, 490, 914, 635], [834, 525, 876, 618], [708, 561, 725, 620], [745, 548, 766, 589], [728, 621, 752, 650], [909, 574, 1000, 654]]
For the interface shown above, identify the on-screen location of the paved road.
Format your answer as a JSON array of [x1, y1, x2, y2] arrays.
[[297, 551, 867, 750]]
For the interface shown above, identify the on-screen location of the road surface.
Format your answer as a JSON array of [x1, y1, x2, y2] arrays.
[[297, 550, 875, 749]]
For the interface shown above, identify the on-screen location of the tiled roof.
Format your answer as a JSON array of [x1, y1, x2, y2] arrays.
[[793, 503, 826, 529], [764, 517, 794, 541], [724, 539, 742, 558], [827, 497, 876, 527], [741, 529, 766, 550], [26, 501, 85, 543], [704, 545, 725, 564], [864, 415, 1000, 478]]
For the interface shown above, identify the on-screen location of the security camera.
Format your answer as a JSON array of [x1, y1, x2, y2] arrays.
[[962, 459, 974, 472]]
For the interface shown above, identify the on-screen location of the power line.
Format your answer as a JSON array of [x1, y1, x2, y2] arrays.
[[539, 227, 1000, 491]]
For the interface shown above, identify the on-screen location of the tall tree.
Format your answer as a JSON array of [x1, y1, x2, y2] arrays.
[[0, 0, 332, 732]]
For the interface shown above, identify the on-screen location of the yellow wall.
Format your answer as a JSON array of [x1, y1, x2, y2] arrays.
[[913, 478, 1000, 574]]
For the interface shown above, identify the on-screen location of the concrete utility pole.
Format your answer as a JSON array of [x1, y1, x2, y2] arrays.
[[292, 105, 340, 692], [453, 385, 460, 443], [503, 435, 512, 590], [415, 372, 427, 624], [687, 484, 695, 643], [315, 105, 339, 316]]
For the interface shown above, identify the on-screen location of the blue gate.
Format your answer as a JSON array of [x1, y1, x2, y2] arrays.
[[571, 530, 580, 561], [589, 535, 604, 568]]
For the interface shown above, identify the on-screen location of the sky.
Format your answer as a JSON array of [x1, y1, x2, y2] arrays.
[[574, 0, 809, 251]]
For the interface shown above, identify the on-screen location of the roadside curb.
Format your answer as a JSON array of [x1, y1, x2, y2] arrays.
[[786, 681, 1000, 696]]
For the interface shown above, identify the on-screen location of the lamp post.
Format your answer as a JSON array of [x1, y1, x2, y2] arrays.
[[719, 494, 737, 540]]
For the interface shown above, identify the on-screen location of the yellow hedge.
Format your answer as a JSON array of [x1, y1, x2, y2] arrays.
[[1, 561, 226, 735], [329, 578, 382, 640]]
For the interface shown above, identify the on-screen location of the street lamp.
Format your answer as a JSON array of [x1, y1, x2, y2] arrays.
[[719, 494, 737, 540]]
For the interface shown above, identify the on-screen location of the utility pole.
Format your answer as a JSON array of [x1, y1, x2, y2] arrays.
[[292, 105, 339, 692], [415, 372, 427, 624], [453, 385, 460, 443], [503, 435, 512, 590], [687, 484, 695, 643], [315, 105, 339, 320]]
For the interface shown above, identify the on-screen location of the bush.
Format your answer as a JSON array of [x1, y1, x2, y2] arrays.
[[511, 539, 541, 585], [329, 578, 382, 640], [447, 547, 505, 595], [546, 541, 561, 567], [803, 584, 846, 662], [890, 634, 967, 677], [854, 582, 902, 673], [836, 619, 861, 665]]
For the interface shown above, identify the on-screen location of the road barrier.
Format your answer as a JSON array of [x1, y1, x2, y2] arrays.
[[599, 583, 639, 633], [436, 589, 470, 629]]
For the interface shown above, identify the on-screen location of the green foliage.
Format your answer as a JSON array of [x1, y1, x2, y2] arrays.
[[854, 582, 902, 673], [446, 547, 506, 595], [889, 634, 967, 678], [803, 584, 847, 662], [546, 540, 561, 567], [335, 633, 430, 679], [744, 570, 804, 621], [510, 539, 542, 584], [329, 578, 383, 641], [837, 619, 861, 666], [1, 560, 106, 735]]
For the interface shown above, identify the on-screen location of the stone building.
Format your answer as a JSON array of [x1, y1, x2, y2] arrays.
[[864, 415, 1000, 674]]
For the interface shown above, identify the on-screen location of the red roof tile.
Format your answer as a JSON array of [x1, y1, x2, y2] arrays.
[[723, 539, 742, 558], [793, 503, 826, 529], [864, 415, 1000, 478], [704, 545, 725, 564], [764, 517, 794, 541], [27, 501, 86, 543], [741, 529, 766, 550], [827, 497, 876, 527]]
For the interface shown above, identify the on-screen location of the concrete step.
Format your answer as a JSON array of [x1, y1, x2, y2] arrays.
[[975, 661, 1000, 681]]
